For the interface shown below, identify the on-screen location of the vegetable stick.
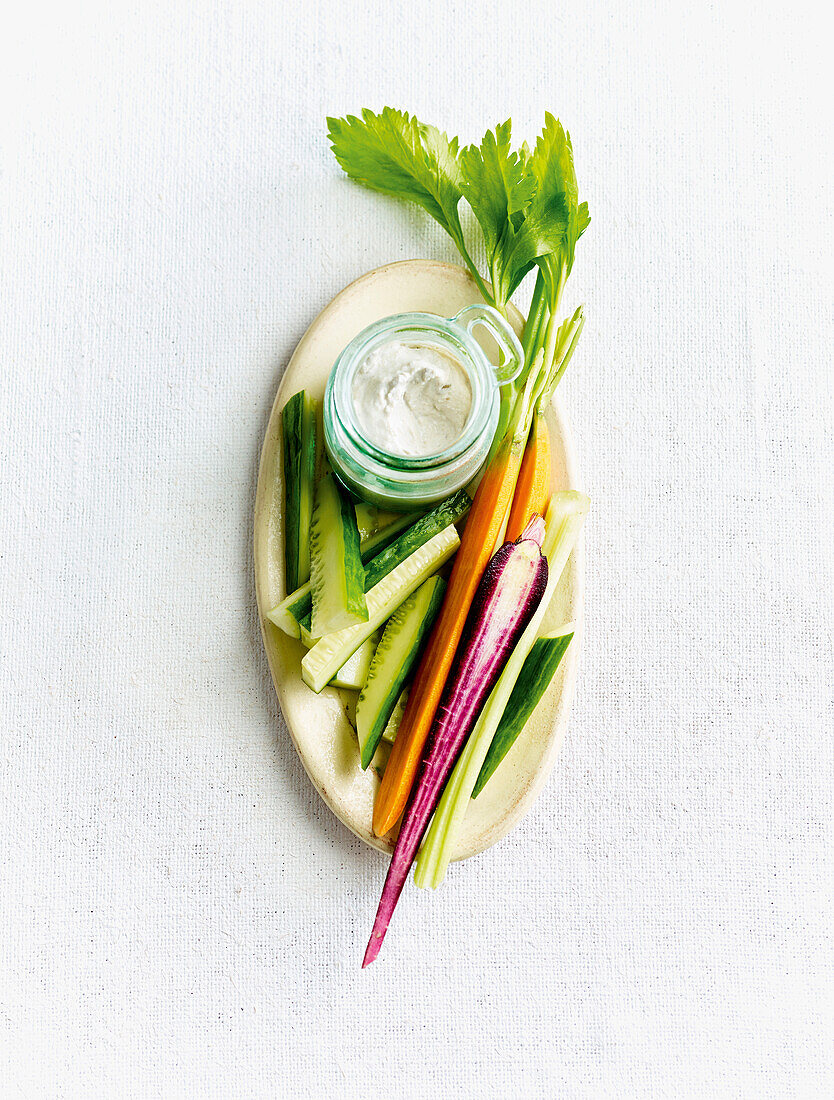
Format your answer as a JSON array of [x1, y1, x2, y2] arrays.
[[472, 627, 573, 797], [505, 414, 551, 543], [363, 517, 548, 965], [301, 526, 460, 693], [282, 391, 317, 591]]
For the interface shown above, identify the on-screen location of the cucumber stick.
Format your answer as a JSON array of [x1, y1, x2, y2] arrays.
[[362, 489, 469, 591], [265, 513, 412, 638], [300, 488, 468, 638], [472, 629, 573, 797], [282, 391, 317, 592], [356, 577, 445, 769], [382, 689, 408, 744], [354, 503, 405, 543], [309, 474, 367, 636], [354, 502, 378, 543], [358, 512, 413, 559], [301, 525, 460, 693], [331, 632, 379, 690], [266, 584, 311, 638]]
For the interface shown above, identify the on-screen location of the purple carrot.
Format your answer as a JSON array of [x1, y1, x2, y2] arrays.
[[363, 515, 548, 966]]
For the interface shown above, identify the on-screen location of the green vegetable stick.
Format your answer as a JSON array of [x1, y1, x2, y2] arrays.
[[282, 391, 317, 591], [471, 630, 573, 798]]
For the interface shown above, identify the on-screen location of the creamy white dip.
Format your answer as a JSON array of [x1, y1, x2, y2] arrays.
[[351, 341, 473, 458]]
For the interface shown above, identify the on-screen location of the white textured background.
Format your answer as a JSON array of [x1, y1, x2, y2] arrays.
[[2, 1, 832, 1096]]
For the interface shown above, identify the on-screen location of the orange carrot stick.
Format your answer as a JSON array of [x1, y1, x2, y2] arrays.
[[505, 414, 551, 543], [373, 437, 524, 836]]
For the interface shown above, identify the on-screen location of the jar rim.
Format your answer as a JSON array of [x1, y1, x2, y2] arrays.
[[327, 312, 496, 468], [323, 310, 501, 508]]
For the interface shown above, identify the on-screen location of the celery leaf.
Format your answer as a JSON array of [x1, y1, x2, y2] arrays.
[[458, 121, 539, 304], [327, 108, 466, 256], [459, 121, 535, 256], [528, 114, 591, 288]]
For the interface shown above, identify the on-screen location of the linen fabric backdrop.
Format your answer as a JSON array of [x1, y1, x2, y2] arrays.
[[1, 0, 832, 1096]]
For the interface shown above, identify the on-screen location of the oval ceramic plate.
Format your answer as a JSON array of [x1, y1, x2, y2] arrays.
[[254, 260, 583, 857]]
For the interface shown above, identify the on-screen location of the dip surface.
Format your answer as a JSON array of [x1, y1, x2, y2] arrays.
[[351, 341, 473, 458]]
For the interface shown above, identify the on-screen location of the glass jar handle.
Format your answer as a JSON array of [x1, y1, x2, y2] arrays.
[[450, 304, 524, 386]]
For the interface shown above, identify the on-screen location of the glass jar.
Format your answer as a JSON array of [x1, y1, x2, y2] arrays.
[[323, 305, 523, 510]]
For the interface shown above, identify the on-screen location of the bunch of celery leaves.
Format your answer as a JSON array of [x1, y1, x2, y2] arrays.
[[327, 107, 590, 450]]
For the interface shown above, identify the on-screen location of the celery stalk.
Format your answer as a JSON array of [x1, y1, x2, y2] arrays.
[[414, 490, 589, 889]]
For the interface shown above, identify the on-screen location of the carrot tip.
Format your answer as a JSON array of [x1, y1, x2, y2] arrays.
[[372, 809, 397, 837], [362, 934, 382, 967]]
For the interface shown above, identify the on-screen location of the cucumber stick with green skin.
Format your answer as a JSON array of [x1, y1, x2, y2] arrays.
[[354, 502, 379, 543], [266, 512, 413, 638], [356, 576, 445, 769], [282, 391, 317, 592], [472, 629, 574, 797], [267, 582, 313, 638], [309, 474, 367, 636], [301, 525, 460, 693], [361, 490, 468, 590]]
